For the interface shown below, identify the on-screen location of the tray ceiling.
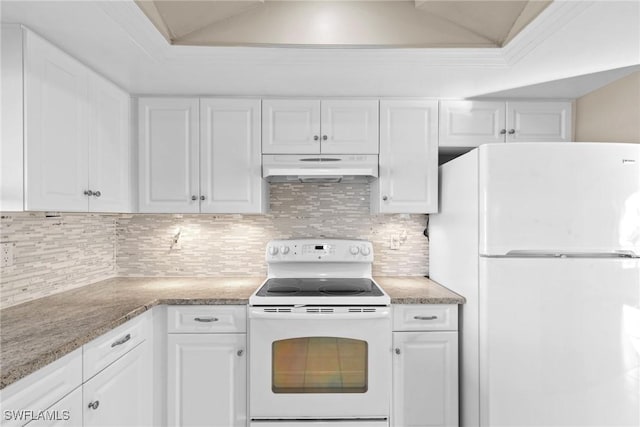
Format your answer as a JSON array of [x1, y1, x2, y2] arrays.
[[135, 0, 552, 47]]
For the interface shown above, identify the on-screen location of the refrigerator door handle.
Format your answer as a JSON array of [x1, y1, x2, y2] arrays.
[[501, 250, 639, 258]]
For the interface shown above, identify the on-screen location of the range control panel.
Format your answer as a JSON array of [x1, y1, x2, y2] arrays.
[[266, 239, 374, 262]]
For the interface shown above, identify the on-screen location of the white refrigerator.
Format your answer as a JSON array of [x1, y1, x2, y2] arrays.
[[429, 143, 640, 426]]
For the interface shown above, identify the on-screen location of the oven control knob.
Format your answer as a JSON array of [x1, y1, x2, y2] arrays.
[[268, 246, 279, 256], [361, 246, 371, 256], [349, 245, 360, 255], [280, 245, 290, 255]]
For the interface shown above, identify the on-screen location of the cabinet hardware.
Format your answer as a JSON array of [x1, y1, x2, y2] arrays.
[[499, 129, 507, 135], [93, 191, 101, 198], [414, 315, 438, 320], [313, 135, 319, 141], [111, 333, 131, 348], [508, 129, 515, 134], [194, 317, 219, 322], [84, 190, 94, 196], [191, 195, 197, 201], [88, 401, 100, 410], [382, 195, 389, 201], [395, 348, 401, 355], [237, 349, 244, 356], [200, 195, 205, 201], [322, 135, 328, 141]]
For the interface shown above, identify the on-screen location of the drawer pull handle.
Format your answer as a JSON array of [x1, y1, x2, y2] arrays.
[[88, 400, 100, 410], [414, 315, 438, 320], [111, 333, 131, 348], [194, 317, 219, 323]]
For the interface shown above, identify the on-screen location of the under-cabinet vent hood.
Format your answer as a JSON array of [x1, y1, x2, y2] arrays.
[[262, 155, 379, 183]]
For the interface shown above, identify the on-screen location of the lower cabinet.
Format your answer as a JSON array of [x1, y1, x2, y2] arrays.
[[392, 305, 459, 427], [25, 387, 83, 427], [167, 333, 247, 427], [83, 342, 152, 427]]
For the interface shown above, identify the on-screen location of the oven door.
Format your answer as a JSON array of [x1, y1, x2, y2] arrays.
[[249, 306, 391, 420]]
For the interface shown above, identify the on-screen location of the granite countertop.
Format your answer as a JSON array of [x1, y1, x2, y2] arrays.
[[0, 276, 463, 390]]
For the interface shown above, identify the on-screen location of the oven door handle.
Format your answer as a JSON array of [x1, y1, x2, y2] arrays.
[[249, 311, 390, 320]]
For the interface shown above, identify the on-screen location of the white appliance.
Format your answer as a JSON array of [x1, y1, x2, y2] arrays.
[[249, 239, 391, 426], [262, 154, 378, 183], [429, 143, 640, 426]]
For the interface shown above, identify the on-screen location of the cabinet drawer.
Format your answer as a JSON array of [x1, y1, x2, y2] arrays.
[[167, 305, 246, 333], [0, 349, 82, 427], [393, 305, 458, 331], [83, 311, 151, 381]]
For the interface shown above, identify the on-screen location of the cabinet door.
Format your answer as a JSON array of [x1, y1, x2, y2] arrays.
[[83, 342, 152, 427], [138, 98, 200, 213], [200, 98, 266, 213], [320, 100, 379, 154], [506, 101, 572, 143], [392, 331, 458, 427], [375, 100, 438, 213], [88, 74, 131, 213], [25, 386, 83, 427], [438, 100, 506, 148], [24, 30, 89, 211], [167, 334, 246, 427], [262, 99, 321, 154]]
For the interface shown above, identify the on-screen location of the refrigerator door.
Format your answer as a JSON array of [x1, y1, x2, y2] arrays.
[[479, 143, 640, 256], [479, 257, 640, 427]]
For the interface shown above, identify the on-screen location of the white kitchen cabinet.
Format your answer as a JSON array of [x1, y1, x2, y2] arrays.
[[262, 99, 378, 154], [138, 97, 266, 214], [0, 349, 82, 427], [167, 333, 247, 427], [372, 100, 438, 214], [83, 342, 153, 427], [138, 97, 200, 213], [439, 100, 572, 149], [24, 386, 83, 427], [200, 98, 267, 213], [392, 305, 459, 427], [17, 28, 131, 213]]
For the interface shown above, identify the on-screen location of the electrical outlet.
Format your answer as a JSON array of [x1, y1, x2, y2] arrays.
[[1, 242, 15, 267]]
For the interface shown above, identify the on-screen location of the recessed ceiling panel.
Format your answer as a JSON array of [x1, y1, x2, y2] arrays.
[[135, 0, 552, 47]]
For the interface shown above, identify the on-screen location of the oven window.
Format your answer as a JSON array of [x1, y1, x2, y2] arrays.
[[272, 337, 368, 393]]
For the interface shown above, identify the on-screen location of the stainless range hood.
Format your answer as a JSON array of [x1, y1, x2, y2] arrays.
[[262, 155, 379, 183]]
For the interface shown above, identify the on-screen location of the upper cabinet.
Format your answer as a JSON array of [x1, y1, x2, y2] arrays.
[[262, 99, 379, 154], [439, 100, 572, 149], [372, 100, 438, 214], [138, 97, 266, 214], [9, 28, 131, 213]]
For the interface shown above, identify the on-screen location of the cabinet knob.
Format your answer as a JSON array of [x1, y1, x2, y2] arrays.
[[84, 190, 94, 196], [322, 135, 328, 141], [508, 129, 515, 134], [394, 348, 401, 355], [313, 135, 319, 141], [191, 195, 197, 201], [93, 191, 101, 198], [382, 195, 389, 201], [200, 195, 205, 201], [88, 401, 100, 410], [237, 349, 244, 357], [499, 129, 507, 135]]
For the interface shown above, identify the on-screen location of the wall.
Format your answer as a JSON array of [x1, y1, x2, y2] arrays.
[[117, 183, 428, 277], [0, 183, 429, 308], [0, 213, 117, 308], [575, 71, 640, 143]]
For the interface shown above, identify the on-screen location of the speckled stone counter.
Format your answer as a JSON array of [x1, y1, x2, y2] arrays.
[[376, 276, 466, 304], [0, 275, 463, 389]]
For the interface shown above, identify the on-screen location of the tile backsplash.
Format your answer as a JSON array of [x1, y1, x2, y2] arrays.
[[1, 183, 429, 308]]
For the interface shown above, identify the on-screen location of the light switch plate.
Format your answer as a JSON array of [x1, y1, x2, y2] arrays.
[[1, 242, 15, 267]]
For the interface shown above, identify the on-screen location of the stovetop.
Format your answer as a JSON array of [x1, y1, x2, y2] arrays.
[[255, 278, 385, 297]]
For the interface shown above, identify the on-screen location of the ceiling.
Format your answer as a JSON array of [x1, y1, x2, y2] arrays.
[[1, 1, 638, 97], [134, 0, 551, 47]]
